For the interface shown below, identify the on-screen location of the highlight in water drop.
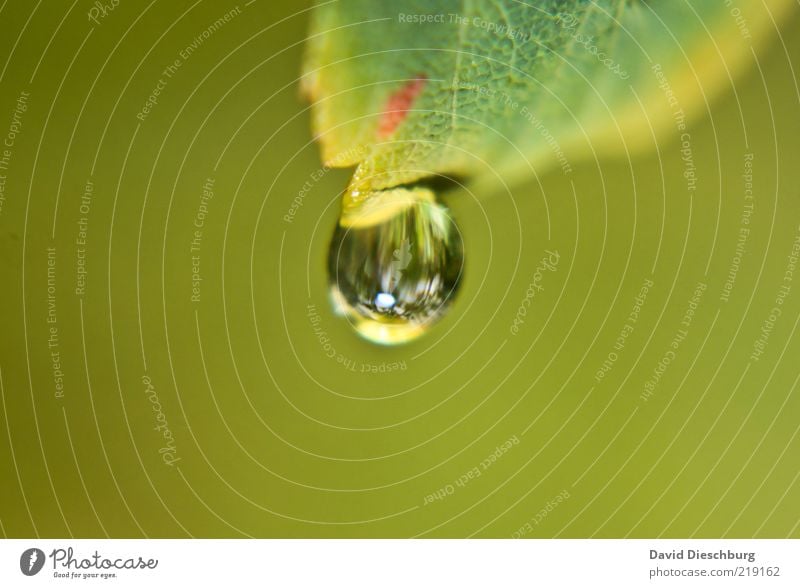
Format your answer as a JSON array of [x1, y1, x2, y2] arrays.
[[328, 186, 464, 345]]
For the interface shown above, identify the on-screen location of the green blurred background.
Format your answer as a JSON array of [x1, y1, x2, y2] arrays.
[[0, 0, 798, 538]]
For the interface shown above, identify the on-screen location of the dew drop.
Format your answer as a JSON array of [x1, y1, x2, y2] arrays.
[[328, 186, 464, 345]]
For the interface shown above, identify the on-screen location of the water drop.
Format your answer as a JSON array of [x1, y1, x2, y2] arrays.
[[328, 186, 464, 345]]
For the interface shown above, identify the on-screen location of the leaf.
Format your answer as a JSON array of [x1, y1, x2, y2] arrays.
[[302, 0, 794, 204]]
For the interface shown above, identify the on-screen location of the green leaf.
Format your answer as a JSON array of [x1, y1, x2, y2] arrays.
[[302, 0, 793, 204]]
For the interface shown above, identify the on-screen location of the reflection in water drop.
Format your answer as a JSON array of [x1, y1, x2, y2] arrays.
[[328, 186, 464, 344]]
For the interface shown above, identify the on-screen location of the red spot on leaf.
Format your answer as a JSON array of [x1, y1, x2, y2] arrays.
[[378, 74, 427, 138]]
